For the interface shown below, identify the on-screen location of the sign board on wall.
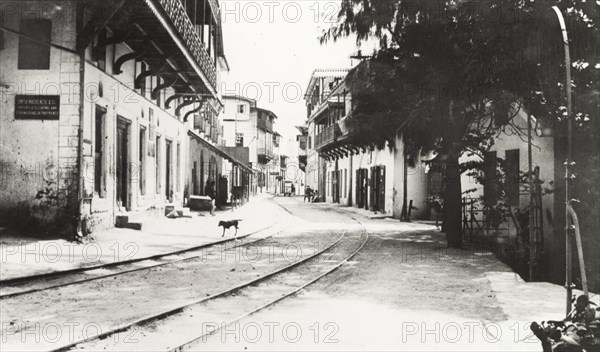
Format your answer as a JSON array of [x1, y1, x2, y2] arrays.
[[14, 95, 60, 120]]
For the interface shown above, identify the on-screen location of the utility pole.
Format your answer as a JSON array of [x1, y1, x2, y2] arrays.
[[552, 6, 574, 316]]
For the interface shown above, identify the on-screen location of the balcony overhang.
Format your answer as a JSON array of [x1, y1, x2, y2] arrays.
[[188, 130, 253, 173], [87, 0, 219, 98], [257, 154, 274, 164], [141, 0, 217, 95], [309, 101, 344, 124]]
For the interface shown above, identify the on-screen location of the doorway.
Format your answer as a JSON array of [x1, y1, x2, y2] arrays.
[[356, 168, 368, 210], [165, 139, 172, 201], [332, 170, 340, 203], [370, 165, 386, 212], [116, 118, 130, 209]]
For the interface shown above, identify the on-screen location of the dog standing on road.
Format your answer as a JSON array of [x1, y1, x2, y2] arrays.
[[218, 219, 242, 237]]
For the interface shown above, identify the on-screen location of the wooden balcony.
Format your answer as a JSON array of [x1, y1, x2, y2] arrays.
[[257, 118, 273, 132], [257, 147, 274, 161], [315, 124, 341, 151], [153, 0, 217, 90]]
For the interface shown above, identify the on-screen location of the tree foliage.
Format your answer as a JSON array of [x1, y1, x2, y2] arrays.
[[321, 0, 599, 246]]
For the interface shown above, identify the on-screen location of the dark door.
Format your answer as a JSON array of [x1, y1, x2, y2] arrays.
[[363, 169, 369, 210], [355, 170, 362, 208], [332, 171, 339, 203], [378, 166, 386, 212], [116, 119, 129, 208], [356, 169, 368, 209], [192, 161, 198, 195], [165, 140, 172, 200], [370, 167, 376, 211]]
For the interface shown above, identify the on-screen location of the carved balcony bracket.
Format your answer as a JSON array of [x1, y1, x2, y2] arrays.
[[183, 100, 205, 122], [134, 59, 167, 89], [113, 44, 149, 75], [165, 93, 184, 109], [175, 96, 197, 117], [78, 18, 105, 51], [78, 0, 128, 52], [151, 75, 178, 100], [96, 29, 131, 49], [340, 147, 349, 158]]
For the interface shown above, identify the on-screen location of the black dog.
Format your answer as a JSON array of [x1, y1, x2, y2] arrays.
[[218, 220, 242, 237]]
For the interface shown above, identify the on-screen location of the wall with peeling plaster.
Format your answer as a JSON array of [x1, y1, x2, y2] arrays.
[[0, 2, 79, 233]]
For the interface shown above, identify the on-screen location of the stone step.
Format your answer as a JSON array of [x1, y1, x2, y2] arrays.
[[114, 215, 142, 230]]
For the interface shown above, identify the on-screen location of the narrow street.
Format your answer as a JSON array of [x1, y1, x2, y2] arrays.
[[1, 1, 598, 351], [1, 197, 579, 351]]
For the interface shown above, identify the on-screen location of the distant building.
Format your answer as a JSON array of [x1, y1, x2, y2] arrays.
[[293, 125, 308, 193], [220, 95, 280, 194], [304, 68, 428, 218]]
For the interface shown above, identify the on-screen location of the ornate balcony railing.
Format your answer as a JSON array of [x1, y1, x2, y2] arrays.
[[257, 147, 274, 158], [155, 0, 217, 90], [315, 124, 340, 150], [257, 118, 273, 132]]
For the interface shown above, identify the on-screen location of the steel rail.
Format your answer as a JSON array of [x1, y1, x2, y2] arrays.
[[173, 231, 370, 351], [0, 222, 276, 288], [0, 235, 275, 299], [50, 232, 347, 352]]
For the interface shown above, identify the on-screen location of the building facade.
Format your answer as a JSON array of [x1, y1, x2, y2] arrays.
[[304, 68, 429, 219], [0, 0, 248, 237], [220, 95, 281, 194]]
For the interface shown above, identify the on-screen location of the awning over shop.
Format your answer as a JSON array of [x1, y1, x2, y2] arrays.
[[188, 130, 254, 174]]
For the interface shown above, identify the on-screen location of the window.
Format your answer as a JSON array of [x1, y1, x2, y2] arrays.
[[136, 61, 146, 97], [235, 132, 244, 147], [156, 136, 161, 194], [92, 28, 107, 71], [176, 143, 181, 192], [18, 19, 51, 69], [308, 136, 312, 149], [505, 149, 520, 206], [139, 126, 146, 195], [237, 104, 245, 113], [94, 106, 106, 197], [155, 77, 162, 108], [344, 169, 347, 196]]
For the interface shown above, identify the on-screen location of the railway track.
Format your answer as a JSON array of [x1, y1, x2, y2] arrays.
[[62, 213, 369, 351], [1, 200, 369, 352], [0, 222, 284, 299]]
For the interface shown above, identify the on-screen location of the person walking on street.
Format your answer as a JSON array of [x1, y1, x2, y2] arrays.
[[304, 186, 312, 202]]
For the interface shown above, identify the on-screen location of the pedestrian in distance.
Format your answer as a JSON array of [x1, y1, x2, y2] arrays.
[[304, 186, 312, 202]]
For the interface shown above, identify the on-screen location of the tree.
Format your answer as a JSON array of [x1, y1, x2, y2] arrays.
[[321, 0, 599, 247]]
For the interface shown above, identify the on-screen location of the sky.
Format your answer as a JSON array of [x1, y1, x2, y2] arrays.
[[219, 0, 376, 153]]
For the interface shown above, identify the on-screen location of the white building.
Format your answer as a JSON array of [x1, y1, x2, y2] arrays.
[[304, 68, 429, 219], [0, 0, 249, 237], [220, 95, 280, 194]]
